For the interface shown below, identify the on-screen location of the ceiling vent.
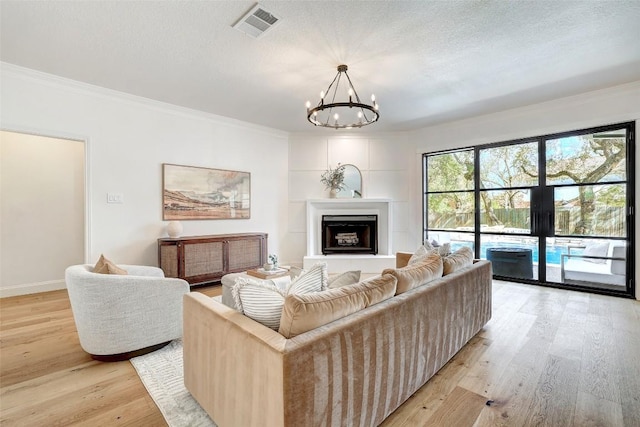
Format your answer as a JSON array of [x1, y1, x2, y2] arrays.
[[233, 3, 281, 38]]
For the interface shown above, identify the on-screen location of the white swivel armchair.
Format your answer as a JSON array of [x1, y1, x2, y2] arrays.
[[65, 264, 190, 361]]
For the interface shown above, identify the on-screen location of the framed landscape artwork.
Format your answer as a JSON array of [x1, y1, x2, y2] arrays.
[[162, 163, 251, 220]]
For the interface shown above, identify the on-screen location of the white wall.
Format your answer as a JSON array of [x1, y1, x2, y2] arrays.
[[0, 63, 289, 296], [0, 132, 85, 295], [410, 81, 640, 299], [284, 132, 418, 266], [2, 61, 637, 298]]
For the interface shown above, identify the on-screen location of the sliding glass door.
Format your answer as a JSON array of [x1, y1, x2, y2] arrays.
[[423, 122, 635, 297]]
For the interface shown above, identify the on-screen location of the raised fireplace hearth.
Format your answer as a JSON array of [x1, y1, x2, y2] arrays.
[[321, 215, 378, 255]]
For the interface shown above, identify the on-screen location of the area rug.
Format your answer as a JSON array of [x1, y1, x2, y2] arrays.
[[130, 339, 216, 427]]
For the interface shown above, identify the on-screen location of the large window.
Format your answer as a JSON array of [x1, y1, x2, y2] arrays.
[[423, 122, 635, 298], [424, 149, 475, 250]]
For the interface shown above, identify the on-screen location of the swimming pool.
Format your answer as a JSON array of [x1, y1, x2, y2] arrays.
[[451, 241, 577, 265]]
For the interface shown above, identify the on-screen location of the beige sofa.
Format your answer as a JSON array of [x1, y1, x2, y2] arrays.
[[183, 255, 492, 427]]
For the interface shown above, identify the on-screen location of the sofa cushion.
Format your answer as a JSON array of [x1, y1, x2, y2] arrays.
[[278, 274, 398, 339], [327, 270, 361, 288], [93, 254, 127, 275], [383, 252, 443, 295], [442, 246, 474, 275]]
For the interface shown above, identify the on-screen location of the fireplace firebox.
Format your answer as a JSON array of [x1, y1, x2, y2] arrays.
[[321, 215, 378, 255]]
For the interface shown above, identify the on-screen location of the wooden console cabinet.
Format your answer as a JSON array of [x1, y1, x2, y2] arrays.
[[158, 233, 267, 285]]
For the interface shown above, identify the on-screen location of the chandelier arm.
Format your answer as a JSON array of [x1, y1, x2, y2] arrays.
[[329, 73, 341, 105], [343, 72, 364, 104]]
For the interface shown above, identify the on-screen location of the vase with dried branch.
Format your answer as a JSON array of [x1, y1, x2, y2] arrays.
[[320, 164, 346, 198]]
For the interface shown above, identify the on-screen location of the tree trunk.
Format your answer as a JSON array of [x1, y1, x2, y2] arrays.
[[481, 193, 502, 226]]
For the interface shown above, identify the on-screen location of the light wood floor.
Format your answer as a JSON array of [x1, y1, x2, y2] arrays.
[[1, 281, 639, 426]]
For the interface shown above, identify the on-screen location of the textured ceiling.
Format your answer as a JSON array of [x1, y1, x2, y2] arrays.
[[1, 1, 639, 132]]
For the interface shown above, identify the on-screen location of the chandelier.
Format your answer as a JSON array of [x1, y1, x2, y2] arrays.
[[306, 65, 379, 129]]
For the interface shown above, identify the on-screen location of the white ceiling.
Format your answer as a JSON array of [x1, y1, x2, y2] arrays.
[[2, 1, 639, 133]]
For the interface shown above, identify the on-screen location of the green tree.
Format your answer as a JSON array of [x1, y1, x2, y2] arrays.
[[427, 150, 474, 228], [526, 135, 626, 234]]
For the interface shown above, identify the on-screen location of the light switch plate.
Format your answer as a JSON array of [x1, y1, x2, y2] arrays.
[[107, 193, 124, 204]]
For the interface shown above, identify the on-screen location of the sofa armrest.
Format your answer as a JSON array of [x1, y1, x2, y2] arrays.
[[396, 252, 413, 268], [183, 293, 287, 427]]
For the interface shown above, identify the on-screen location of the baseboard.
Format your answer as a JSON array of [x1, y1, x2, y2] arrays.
[[0, 279, 66, 298]]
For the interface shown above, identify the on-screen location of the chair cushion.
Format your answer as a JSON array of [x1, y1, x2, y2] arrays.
[[93, 254, 127, 275], [278, 274, 398, 339], [582, 241, 609, 264], [383, 252, 443, 295], [443, 246, 474, 275]]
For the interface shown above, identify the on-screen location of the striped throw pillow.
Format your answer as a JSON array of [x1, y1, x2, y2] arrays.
[[287, 262, 328, 293], [232, 277, 286, 330]]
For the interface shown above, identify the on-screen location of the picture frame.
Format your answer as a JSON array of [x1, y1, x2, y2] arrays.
[[162, 163, 250, 220]]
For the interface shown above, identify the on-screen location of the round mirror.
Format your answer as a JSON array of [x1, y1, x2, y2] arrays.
[[337, 164, 362, 198]]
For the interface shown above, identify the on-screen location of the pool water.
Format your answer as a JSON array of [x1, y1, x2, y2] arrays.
[[451, 241, 577, 265]]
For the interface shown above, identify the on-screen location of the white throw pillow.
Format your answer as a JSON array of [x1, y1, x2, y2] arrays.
[[409, 242, 451, 264], [408, 245, 431, 265], [435, 242, 452, 256]]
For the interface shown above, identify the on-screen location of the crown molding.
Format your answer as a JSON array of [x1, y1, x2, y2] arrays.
[[1, 62, 289, 139]]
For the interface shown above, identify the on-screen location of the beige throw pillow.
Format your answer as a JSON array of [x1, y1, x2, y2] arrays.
[[442, 246, 474, 275], [327, 270, 361, 288], [382, 252, 443, 295], [278, 274, 398, 339], [93, 254, 128, 275]]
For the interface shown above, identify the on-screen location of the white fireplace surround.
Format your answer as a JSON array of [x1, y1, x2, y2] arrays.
[[303, 199, 396, 273]]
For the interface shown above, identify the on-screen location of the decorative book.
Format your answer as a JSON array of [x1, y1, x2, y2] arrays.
[[246, 268, 290, 280]]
